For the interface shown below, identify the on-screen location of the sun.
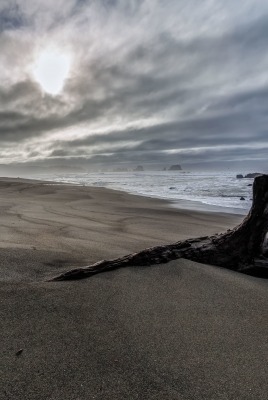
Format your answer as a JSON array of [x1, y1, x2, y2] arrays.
[[33, 47, 71, 95]]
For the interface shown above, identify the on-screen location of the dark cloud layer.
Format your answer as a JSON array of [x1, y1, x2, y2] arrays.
[[0, 0, 268, 170]]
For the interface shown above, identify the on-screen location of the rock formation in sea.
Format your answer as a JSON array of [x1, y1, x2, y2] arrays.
[[244, 172, 263, 178], [168, 164, 182, 171], [236, 172, 263, 179]]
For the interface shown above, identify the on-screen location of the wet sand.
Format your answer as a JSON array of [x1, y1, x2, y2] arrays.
[[1, 178, 267, 399]]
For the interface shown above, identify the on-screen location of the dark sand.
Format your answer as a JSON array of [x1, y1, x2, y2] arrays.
[[1, 178, 267, 399]]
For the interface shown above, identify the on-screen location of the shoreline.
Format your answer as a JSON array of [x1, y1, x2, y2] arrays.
[[0, 177, 242, 283], [40, 171, 251, 216], [1, 175, 247, 216]]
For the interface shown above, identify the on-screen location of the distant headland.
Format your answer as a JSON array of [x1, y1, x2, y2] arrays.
[[236, 172, 263, 179]]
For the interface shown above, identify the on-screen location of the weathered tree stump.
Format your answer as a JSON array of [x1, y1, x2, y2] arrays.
[[51, 174, 268, 281]]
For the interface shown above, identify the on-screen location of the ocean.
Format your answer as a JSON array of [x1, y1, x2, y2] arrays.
[[36, 170, 256, 215]]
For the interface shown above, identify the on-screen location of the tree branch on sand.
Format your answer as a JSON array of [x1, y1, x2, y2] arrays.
[[51, 175, 268, 281]]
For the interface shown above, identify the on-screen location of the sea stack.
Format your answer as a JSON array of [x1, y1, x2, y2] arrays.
[[168, 164, 182, 171]]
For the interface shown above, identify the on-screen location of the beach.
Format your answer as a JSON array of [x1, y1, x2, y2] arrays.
[[1, 178, 267, 399]]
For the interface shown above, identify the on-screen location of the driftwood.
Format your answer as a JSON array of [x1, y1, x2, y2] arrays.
[[51, 174, 268, 281]]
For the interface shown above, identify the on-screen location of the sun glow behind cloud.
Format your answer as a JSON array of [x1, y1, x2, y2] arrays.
[[1, 0, 268, 169], [32, 47, 71, 95]]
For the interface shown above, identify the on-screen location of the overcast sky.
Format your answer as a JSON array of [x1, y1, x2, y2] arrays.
[[1, 0, 268, 170]]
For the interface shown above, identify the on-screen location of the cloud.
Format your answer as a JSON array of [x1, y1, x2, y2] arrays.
[[0, 0, 268, 168]]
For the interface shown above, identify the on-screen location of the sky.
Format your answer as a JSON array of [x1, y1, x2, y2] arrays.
[[0, 0, 268, 172]]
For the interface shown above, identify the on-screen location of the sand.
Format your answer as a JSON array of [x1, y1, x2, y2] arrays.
[[0, 178, 242, 282], [0, 178, 267, 399]]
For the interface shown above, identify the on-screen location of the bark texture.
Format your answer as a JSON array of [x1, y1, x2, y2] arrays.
[[51, 174, 268, 281]]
